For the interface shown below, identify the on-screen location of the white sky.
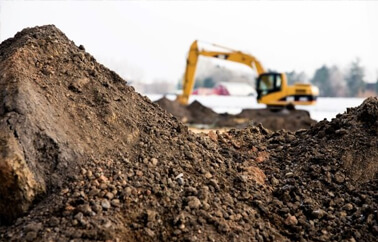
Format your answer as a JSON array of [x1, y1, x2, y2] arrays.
[[1, 1, 378, 84]]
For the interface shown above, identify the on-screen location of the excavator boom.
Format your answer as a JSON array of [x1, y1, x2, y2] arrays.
[[177, 40, 265, 105]]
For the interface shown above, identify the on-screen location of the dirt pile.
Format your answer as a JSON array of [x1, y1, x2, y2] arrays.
[[0, 25, 282, 241], [154, 96, 192, 123], [154, 97, 316, 131], [0, 25, 376, 242], [215, 97, 378, 241], [187, 100, 219, 125]]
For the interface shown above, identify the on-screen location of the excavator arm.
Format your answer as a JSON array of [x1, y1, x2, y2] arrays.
[[177, 40, 265, 105]]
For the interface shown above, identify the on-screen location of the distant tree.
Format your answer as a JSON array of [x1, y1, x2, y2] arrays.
[[345, 59, 365, 97], [203, 77, 216, 88], [311, 65, 333, 97], [329, 66, 347, 97], [193, 78, 204, 89]]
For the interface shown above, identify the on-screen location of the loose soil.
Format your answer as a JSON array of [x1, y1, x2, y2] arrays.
[[154, 97, 316, 132], [0, 25, 376, 242]]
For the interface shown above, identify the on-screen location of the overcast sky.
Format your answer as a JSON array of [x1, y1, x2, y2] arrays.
[[1, 1, 377, 84]]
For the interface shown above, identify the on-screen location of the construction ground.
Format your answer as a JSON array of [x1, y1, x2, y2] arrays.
[[0, 25, 376, 242]]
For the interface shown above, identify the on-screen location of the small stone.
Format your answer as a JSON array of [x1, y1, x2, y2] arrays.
[[147, 210, 158, 222], [92, 203, 102, 213], [145, 228, 155, 237], [25, 222, 43, 232], [312, 209, 326, 219], [49, 217, 59, 227], [188, 196, 201, 209], [25, 231, 37, 241], [204, 172, 212, 179], [125, 187, 132, 195], [103, 220, 112, 229], [343, 203, 354, 211], [151, 158, 158, 166], [77, 204, 92, 215], [74, 212, 84, 221], [89, 188, 100, 196], [61, 188, 69, 194], [285, 172, 294, 178], [105, 192, 114, 200], [111, 199, 121, 207], [99, 175, 108, 182], [285, 215, 298, 226], [334, 171, 345, 183], [101, 199, 111, 210], [271, 177, 279, 186], [86, 170, 93, 178], [177, 177, 184, 185]]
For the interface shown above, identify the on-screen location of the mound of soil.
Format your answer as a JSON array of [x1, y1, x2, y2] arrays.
[[154, 96, 192, 123], [0, 25, 376, 242], [154, 98, 316, 131], [214, 97, 378, 241], [0, 25, 281, 241], [187, 100, 219, 125], [235, 108, 315, 131]]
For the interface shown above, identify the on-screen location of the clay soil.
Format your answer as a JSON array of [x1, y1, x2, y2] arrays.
[[155, 97, 316, 132], [0, 25, 376, 242]]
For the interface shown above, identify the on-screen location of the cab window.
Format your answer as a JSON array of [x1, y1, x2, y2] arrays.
[[275, 74, 282, 89], [259, 74, 275, 91]]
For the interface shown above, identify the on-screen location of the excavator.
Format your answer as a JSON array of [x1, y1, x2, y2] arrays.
[[176, 40, 319, 108]]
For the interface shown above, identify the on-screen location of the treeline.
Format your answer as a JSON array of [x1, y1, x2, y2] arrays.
[[287, 59, 377, 97]]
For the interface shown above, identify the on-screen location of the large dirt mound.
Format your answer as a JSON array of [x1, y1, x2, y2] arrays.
[[0, 25, 376, 242], [154, 97, 316, 131], [216, 97, 378, 241], [0, 25, 282, 241]]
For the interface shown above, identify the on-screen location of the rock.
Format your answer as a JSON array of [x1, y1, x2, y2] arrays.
[[343, 203, 354, 211], [105, 192, 114, 200], [25, 222, 43, 232], [147, 210, 158, 223], [48, 217, 60, 227], [204, 172, 213, 179], [101, 199, 111, 210], [145, 227, 155, 237], [177, 177, 184, 186], [187, 196, 201, 209], [285, 172, 294, 178], [111, 199, 120, 207], [151, 158, 158, 166], [334, 171, 345, 183], [77, 204, 92, 215], [312, 209, 327, 219], [25, 231, 38, 241], [271, 177, 279, 186], [0, 130, 46, 223], [285, 215, 298, 226]]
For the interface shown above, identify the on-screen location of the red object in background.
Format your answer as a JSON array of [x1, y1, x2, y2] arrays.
[[192, 86, 230, 96], [214, 85, 230, 95]]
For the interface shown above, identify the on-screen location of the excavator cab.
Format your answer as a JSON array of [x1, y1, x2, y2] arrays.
[[256, 73, 283, 100], [256, 72, 318, 107]]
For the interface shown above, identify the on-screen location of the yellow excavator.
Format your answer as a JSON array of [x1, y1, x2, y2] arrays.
[[176, 40, 319, 107]]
